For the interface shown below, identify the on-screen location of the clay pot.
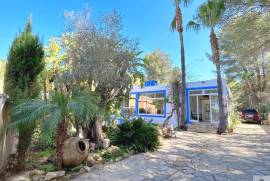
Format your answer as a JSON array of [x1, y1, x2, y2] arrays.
[[162, 124, 174, 138], [62, 137, 89, 167], [228, 128, 234, 134]]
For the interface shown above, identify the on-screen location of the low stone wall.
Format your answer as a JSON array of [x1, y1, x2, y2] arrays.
[[0, 98, 16, 174]]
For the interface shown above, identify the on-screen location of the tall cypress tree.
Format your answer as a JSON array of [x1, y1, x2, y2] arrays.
[[4, 17, 44, 170]]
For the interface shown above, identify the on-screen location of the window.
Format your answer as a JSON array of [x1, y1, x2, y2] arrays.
[[122, 94, 136, 117], [138, 91, 165, 115], [123, 94, 136, 109]]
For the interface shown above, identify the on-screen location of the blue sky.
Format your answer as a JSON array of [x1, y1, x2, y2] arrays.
[[0, 0, 216, 81]]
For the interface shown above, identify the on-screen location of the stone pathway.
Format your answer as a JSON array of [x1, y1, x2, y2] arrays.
[[72, 124, 270, 181]]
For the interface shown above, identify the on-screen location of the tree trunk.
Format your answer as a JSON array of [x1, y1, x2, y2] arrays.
[[93, 117, 104, 148], [210, 27, 227, 134], [216, 63, 227, 134], [176, 7, 187, 130], [43, 80, 47, 102], [55, 118, 68, 170], [16, 125, 35, 171], [163, 108, 176, 127], [174, 81, 181, 128], [179, 31, 187, 130]]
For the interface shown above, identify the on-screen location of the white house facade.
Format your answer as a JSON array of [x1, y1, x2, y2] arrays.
[[121, 79, 229, 128]]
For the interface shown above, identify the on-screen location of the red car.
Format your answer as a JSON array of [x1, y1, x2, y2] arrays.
[[241, 109, 260, 123]]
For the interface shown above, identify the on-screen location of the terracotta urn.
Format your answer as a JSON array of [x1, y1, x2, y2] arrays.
[[62, 137, 89, 167]]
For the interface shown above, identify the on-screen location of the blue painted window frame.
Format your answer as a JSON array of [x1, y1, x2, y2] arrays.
[[186, 86, 218, 125], [131, 90, 167, 118]]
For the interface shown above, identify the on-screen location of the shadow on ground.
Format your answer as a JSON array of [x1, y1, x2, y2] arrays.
[[72, 124, 270, 181]]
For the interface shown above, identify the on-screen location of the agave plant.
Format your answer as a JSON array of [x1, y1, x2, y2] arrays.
[[9, 90, 100, 170]]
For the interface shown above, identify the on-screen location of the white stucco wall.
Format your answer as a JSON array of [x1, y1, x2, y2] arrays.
[[0, 95, 16, 173], [130, 84, 178, 127]]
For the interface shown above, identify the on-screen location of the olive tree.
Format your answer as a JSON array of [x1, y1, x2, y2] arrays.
[[61, 9, 143, 147]]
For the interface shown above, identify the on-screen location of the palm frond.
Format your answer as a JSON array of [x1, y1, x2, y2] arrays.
[[193, 0, 225, 28], [186, 20, 201, 32], [170, 17, 177, 32], [68, 93, 101, 124], [174, 0, 192, 7], [182, 0, 192, 7], [173, 0, 179, 6], [11, 99, 55, 129], [1, 99, 58, 135], [42, 107, 62, 133]]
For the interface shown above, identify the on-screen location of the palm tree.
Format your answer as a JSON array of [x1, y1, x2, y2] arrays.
[[170, 0, 192, 130], [9, 91, 99, 170], [187, 0, 227, 133]]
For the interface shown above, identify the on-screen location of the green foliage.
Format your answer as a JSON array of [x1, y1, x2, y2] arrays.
[[220, 13, 270, 111], [108, 118, 160, 153], [0, 60, 5, 92], [4, 19, 44, 101], [62, 9, 144, 111], [33, 148, 54, 158], [101, 146, 128, 161], [171, 0, 193, 31], [9, 91, 101, 133], [41, 38, 67, 97], [229, 111, 242, 129], [2, 18, 45, 169], [40, 163, 56, 172], [224, 0, 270, 23], [33, 128, 55, 150], [187, 0, 225, 30], [143, 49, 174, 84]]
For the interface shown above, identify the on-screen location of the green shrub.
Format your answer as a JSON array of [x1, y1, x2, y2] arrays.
[[101, 146, 128, 161], [32, 128, 55, 150], [40, 163, 56, 172], [108, 118, 160, 153], [229, 111, 242, 129]]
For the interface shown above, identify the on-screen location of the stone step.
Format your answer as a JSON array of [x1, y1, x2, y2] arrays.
[[188, 123, 218, 133]]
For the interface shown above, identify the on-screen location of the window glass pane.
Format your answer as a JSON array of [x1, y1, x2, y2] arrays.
[[138, 92, 165, 115], [190, 96, 198, 120], [211, 95, 219, 122], [189, 90, 203, 94], [205, 89, 217, 94], [129, 94, 136, 109], [123, 94, 136, 108], [122, 94, 136, 117]]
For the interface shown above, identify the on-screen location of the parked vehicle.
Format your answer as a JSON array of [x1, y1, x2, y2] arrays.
[[241, 109, 261, 124]]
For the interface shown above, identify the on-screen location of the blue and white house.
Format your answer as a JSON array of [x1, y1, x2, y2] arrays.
[[122, 79, 229, 127]]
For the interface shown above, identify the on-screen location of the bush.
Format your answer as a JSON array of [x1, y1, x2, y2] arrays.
[[40, 163, 56, 172], [108, 118, 160, 153], [32, 128, 55, 150], [101, 146, 127, 161], [229, 111, 242, 130]]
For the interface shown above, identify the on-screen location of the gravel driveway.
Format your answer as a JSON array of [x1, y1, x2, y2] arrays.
[[72, 124, 270, 181]]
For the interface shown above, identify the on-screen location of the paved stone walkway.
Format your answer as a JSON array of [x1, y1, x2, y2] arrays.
[[72, 124, 270, 181]]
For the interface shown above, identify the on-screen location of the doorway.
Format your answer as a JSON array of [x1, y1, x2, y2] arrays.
[[188, 93, 219, 123], [190, 95, 210, 122]]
